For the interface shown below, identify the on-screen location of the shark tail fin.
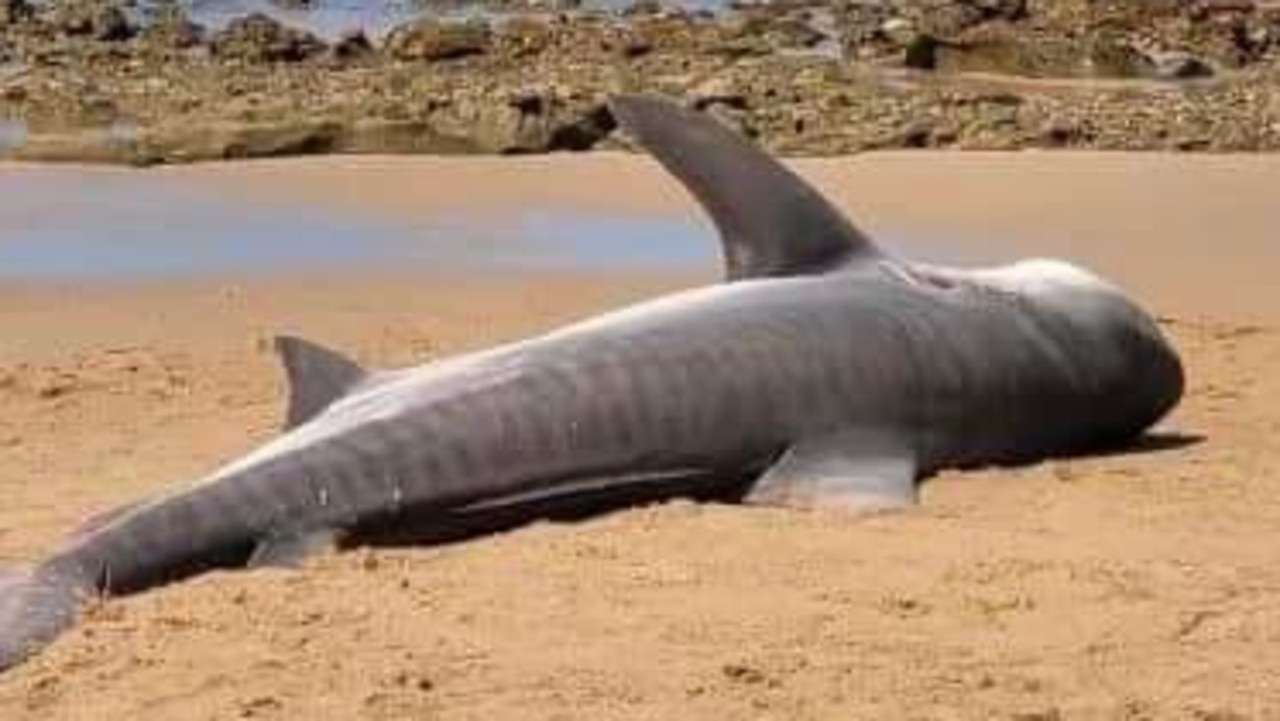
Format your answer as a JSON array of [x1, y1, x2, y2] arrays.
[[0, 566, 88, 673]]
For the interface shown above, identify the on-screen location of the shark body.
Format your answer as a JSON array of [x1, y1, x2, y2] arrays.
[[0, 95, 1183, 671]]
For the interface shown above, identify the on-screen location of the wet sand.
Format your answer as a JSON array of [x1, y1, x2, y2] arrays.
[[1, 153, 1279, 719]]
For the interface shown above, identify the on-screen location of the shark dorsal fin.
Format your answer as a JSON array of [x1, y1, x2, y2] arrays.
[[275, 335, 368, 429], [608, 94, 885, 281]]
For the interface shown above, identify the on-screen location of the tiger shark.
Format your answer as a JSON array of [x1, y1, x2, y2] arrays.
[[0, 94, 1183, 671]]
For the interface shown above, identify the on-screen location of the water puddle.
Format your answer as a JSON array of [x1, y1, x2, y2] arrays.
[[0, 163, 1005, 282], [0, 167, 723, 280], [504, 210, 718, 269], [185, 0, 425, 39], [0, 118, 28, 153], [176, 0, 732, 39]]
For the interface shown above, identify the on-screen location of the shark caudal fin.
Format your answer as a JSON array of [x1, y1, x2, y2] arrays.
[[0, 566, 86, 672], [607, 93, 887, 281]]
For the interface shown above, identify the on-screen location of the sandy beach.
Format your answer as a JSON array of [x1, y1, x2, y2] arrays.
[[1, 152, 1278, 719]]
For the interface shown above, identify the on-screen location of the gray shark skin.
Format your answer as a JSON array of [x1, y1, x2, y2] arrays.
[[0, 94, 1184, 672]]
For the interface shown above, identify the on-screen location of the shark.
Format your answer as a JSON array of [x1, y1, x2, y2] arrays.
[[0, 94, 1184, 671]]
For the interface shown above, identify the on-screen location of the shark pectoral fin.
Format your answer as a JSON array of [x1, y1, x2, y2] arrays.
[[744, 430, 919, 515], [607, 93, 887, 281], [275, 335, 369, 430], [247, 527, 342, 569]]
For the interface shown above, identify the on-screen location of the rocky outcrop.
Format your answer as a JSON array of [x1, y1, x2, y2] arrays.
[[51, 0, 134, 42], [330, 30, 374, 63], [210, 13, 326, 63], [0, 0, 32, 28], [421, 91, 614, 153], [1140, 50, 1216, 80], [3, 0, 1280, 164], [382, 19, 491, 62], [840, 0, 1280, 78], [139, 6, 205, 50], [494, 16, 554, 58]]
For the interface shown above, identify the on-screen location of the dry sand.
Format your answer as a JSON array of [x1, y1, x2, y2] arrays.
[[0, 153, 1278, 719]]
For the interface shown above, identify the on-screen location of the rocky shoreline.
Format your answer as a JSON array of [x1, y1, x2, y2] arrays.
[[3, 0, 1280, 164]]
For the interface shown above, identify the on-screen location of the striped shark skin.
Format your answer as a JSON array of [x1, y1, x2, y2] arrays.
[[0, 94, 1184, 672]]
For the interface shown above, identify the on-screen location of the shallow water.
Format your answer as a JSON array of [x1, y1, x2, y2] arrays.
[[0, 163, 1003, 281], [186, 0, 427, 39], [0, 167, 727, 280], [180, 0, 729, 39], [0, 119, 27, 153]]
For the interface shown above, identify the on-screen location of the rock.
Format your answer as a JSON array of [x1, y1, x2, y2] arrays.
[[915, 2, 986, 37], [1188, 0, 1256, 22], [210, 13, 327, 63], [898, 118, 938, 147], [479, 95, 614, 153], [93, 6, 135, 41], [1085, 35, 1150, 78], [1238, 17, 1275, 59], [688, 75, 747, 110], [741, 10, 826, 50], [383, 19, 491, 62], [920, 23, 1094, 77], [338, 119, 474, 155], [31, 371, 78, 399], [721, 663, 768, 685], [903, 32, 942, 69], [1038, 115, 1085, 147], [623, 0, 664, 15], [534, 100, 615, 152], [508, 88, 546, 116], [604, 26, 654, 59], [330, 30, 374, 62], [141, 14, 204, 49], [1141, 50, 1216, 79], [4, 0, 1280, 162], [901, 0, 1025, 39], [495, 16, 553, 58], [874, 16, 916, 50], [840, 5, 898, 58], [0, 0, 32, 28], [0, 71, 25, 101], [134, 120, 347, 163], [54, 1, 135, 41], [138, 1, 204, 49], [966, 0, 1027, 22], [628, 13, 705, 57], [497, 0, 578, 11]]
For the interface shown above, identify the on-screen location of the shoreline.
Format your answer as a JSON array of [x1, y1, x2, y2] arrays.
[[4, 151, 1278, 323]]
